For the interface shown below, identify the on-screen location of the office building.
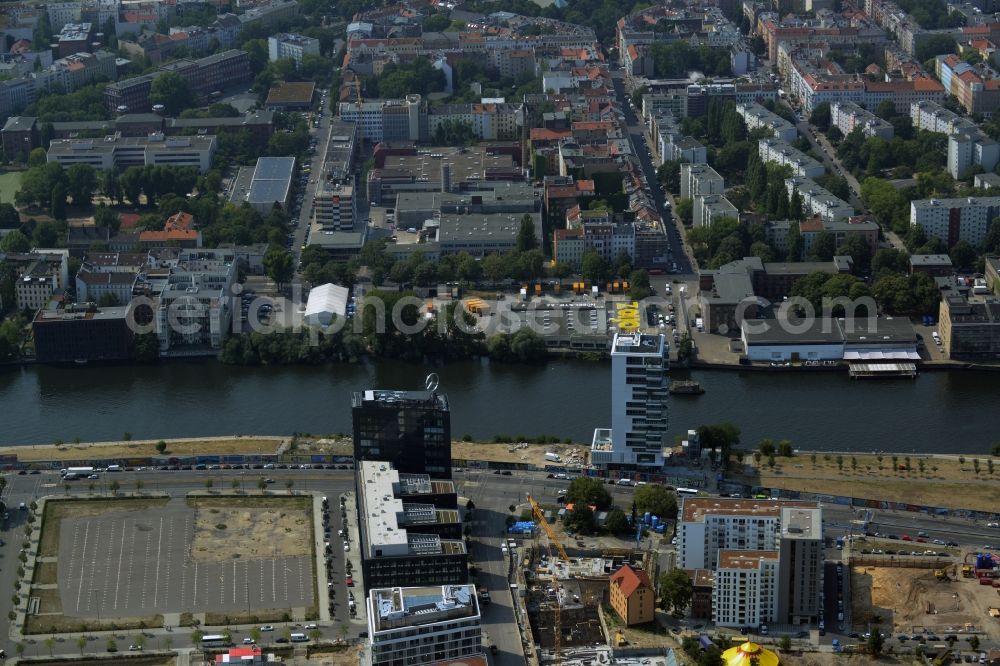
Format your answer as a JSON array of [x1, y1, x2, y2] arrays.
[[352, 389, 452, 478], [32, 303, 134, 363], [367, 584, 483, 666], [105, 50, 251, 113], [339, 95, 425, 143], [591, 333, 669, 470], [776, 506, 824, 625], [267, 33, 320, 67], [314, 120, 358, 231], [228, 156, 295, 214], [264, 81, 315, 111], [57, 23, 94, 57], [910, 196, 1000, 247], [47, 133, 216, 172], [939, 291, 1000, 359], [356, 461, 467, 593], [713, 551, 779, 629]]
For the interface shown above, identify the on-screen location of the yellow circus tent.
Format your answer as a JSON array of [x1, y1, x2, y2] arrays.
[[721, 641, 780, 666]]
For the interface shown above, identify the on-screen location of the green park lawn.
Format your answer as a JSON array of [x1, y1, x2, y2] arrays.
[[0, 171, 21, 204]]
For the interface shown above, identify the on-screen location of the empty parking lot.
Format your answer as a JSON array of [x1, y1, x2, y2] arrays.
[[57, 499, 314, 618]]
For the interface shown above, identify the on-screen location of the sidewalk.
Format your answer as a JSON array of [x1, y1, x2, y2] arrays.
[[341, 493, 366, 628]]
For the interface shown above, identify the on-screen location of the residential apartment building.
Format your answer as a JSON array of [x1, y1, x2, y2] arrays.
[[736, 102, 797, 142], [427, 102, 523, 141], [609, 564, 656, 626], [153, 251, 236, 352], [3, 250, 70, 311], [552, 228, 585, 267], [352, 389, 452, 478], [910, 196, 1000, 246], [796, 217, 879, 260], [910, 100, 978, 134], [948, 130, 999, 179], [713, 551, 779, 629], [939, 291, 1000, 359], [935, 53, 1000, 116], [785, 177, 854, 222], [677, 497, 821, 569], [680, 163, 725, 201], [47, 134, 216, 172], [32, 303, 134, 363], [758, 138, 825, 179], [36, 51, 117, 95], [267, 33, 320, 66], [776, 507, 823, 625], [356, 461, 467, 593], [694, 195, 739, 227], [591, 332, 669, 470], [830, 101, 894, 139], [367, 584, 483, 666]]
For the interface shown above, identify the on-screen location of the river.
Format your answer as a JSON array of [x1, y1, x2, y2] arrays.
[[0, 360, 992, 453]]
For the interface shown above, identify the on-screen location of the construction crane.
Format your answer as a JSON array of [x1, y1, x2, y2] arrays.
[[528, 494, 570, 665]]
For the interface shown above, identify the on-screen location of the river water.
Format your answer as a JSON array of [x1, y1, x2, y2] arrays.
[[0, 360, 992, 452]]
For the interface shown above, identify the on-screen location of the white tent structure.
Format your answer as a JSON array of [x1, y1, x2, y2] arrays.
[[304, 283, 349, 326]]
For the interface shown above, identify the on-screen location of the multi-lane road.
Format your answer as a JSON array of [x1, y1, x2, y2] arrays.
[[4, 466, 1000, 659]]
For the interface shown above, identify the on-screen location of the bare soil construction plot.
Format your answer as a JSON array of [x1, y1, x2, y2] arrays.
[[189, 496, 312, 561], [35, 496, 316, 631], [851, 565, 1000, 639]]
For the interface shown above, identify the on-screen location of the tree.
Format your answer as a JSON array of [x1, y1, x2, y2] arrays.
[[50, 182, 67, 220], [867, 629, 884, 656], [604, 509, 630, 534], [564, 477, 612, 510], [1, 230, 30, 253], [516, 214, 537, 252], [0, 203, 19, 229], [150, 72, 194, 116], [633, 484, 678, 519], [809, 102, 831, 131], [45, 637, 55, 655], [779, 635, 792, 652], [675, 197, 693, 224], [77, 637, 87, 654], [777, 440, 793, 457], [789, 190, 804, 221], [67, 164, 98, 206], [565, 503, 597, 534], [263, 245, 294, 288], [93, 204, 121, 233], [658, 568, 693, 617], [581, 249, 609, 284], [809, 231, 836, 260], [155, 440, 167, 454], [759, 439, 775, 456], [950, 240, 977, 269]]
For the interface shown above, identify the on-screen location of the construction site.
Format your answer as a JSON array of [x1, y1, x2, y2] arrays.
[[848, 550, 1000, 640], [519, 495, 659, 664]]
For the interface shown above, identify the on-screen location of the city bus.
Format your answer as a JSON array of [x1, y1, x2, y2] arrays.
[[676, 487, 699, 496], [201, 635, 230, 648]]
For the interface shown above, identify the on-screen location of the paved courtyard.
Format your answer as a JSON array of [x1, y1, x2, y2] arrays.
[[58, 502, 314, 618]]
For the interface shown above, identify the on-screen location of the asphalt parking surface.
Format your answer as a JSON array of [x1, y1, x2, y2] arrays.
[[59, 501, 313, 617]]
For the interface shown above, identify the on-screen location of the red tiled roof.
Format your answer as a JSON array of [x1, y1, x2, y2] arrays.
[[610, 564, 653, 599]]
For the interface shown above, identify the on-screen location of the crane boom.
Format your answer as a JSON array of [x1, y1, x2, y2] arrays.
[[528, 494, 568, 665]]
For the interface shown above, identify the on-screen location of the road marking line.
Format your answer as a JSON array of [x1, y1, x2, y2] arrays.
[[75, 520, 90, 612], [153, 516, 163, 607], [233, 560, 237, 605], [193, 561, 198, 607], [103, 519, 116, 614], [271, 559, 276, 602], [114, 518, 126, 609]]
